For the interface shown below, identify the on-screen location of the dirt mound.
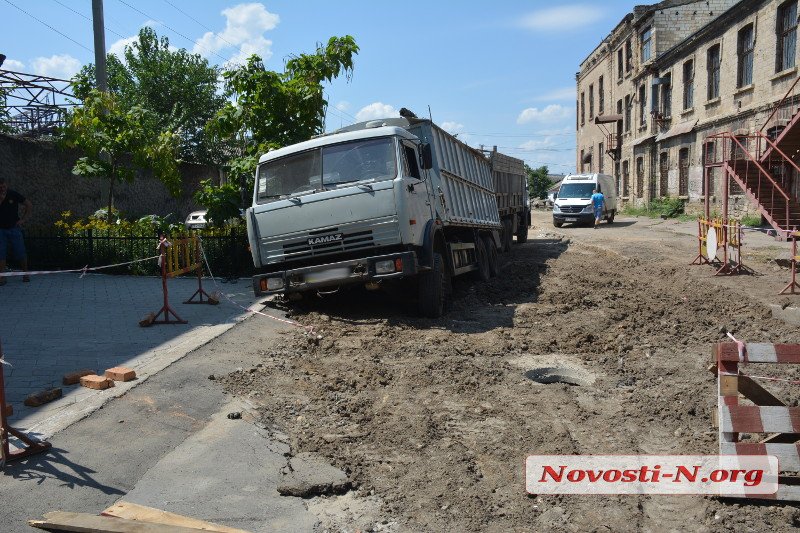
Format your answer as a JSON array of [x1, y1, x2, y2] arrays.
[[223, 237, 800, 531]]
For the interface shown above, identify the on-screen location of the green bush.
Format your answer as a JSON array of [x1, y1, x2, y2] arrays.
[[740, 214, 763, 227], [621, 197, 685, 219]]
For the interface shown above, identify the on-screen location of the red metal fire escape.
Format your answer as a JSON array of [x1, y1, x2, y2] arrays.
[[704, 77, 800, 236]]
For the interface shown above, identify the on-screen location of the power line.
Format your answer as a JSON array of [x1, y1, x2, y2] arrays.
[[116, 0, 231, 63], [162, 0, 238, 50], [49, 0, 127, 40], [3, 0, 92, 53]]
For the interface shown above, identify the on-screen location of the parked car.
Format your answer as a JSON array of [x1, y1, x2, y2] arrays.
[[185, 210, 208, 229]]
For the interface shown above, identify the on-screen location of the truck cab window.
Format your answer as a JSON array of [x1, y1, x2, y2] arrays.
[[403, 144, 421, 179]]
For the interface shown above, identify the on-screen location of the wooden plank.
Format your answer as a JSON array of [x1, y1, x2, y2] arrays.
[[720, 405, 800, 433], [716, 342, 800, 363], [29, 511, 208, 533], [721, 442, 800, 470], [720, 374, 738, 397], [101, 502, 250, 533], [738, 374, 786, 406]]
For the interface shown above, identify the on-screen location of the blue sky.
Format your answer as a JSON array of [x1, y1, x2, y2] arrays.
[[3, 1, 636, 173]]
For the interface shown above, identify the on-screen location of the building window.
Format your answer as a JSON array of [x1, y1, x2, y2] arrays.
[[777, 1, 798, 72], [641, 27, 652, 62], [626, 39, 633, 72], [598, 142, 604, 173], [659, 74, 672, 119], [581, 91, 585, 125], [683, 59, 694, 110], [659, 152, 669, 197], [636, 157, 644, 198], [617, 48, 624, 80], [679, 147, 690, 196], [625, 95, 632, 132], [580, 149, 585, 173], [622, 160, 630, 197], [617, 98, 622, 115], [639, 84, 647, 127], [707, 44, 721, 100], [589, 84, 594, 119], [738, 24, 755, 87], [598, 76, 604, 115]]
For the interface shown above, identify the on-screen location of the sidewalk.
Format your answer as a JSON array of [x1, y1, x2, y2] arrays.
[[0, 272, 261, 439]]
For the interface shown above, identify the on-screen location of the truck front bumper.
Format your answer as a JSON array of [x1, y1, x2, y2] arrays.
[[252, 251, 419, 296]]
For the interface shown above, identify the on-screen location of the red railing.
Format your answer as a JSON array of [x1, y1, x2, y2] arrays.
[[760, 75, 800, 137], [705, 132, 793, 229]]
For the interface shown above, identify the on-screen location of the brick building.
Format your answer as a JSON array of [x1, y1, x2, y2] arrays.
[[576, 0, 800, 223]]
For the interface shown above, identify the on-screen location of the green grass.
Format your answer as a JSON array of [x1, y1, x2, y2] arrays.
[[740, 214, 763, 227], [620, 197, 686, 219]]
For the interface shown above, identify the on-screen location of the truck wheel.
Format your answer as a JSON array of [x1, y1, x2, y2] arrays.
[[418, 252, 447, 318], [502, 219, 512, 252], [553, 220, 563, 228], [482, 235, 499, 277], [472, 237, 491, 282], [516, 220, 529, 243]]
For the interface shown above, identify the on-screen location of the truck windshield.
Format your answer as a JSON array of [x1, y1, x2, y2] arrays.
[[558, 183, 595, 199], [257, 137, 397, 202]]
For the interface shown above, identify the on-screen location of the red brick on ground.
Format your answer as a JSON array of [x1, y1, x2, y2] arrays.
[[24, 388, 63, 407], [80, 375, 114, 390], [62, 369, 96, 385], [104, 367, 136, 382]]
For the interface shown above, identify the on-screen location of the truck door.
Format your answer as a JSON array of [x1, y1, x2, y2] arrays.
[[401, 141, 433, 245]]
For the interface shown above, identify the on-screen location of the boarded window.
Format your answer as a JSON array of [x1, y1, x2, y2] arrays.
[[738, 24, 754, 87], [639, 84, 647, 127], [636, 157, 644, 198], [777, 1, 798, 72], [623, 160, 630, 197], [625, 95, 632, 131], [598, 142, 604, 173], [659, 152, 669, 197], [618, 48, 624, 80], [679, 147, 689, 196], [707, 44, 721, 100]]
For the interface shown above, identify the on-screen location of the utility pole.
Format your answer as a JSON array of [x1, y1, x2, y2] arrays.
[[92, 0, 107, 91]]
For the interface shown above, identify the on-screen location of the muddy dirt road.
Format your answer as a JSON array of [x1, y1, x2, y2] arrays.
[[222, 212, 800, 532]]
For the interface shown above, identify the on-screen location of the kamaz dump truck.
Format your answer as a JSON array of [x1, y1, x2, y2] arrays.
[[245, 111, 523, 317]]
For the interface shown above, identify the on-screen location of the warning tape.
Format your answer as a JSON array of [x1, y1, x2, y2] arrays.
[[0, 254, 162, 279], [194, 235, 319, 339]]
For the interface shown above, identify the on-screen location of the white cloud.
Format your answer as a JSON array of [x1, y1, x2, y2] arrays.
[[109, 35, 139, 58], [517, 104, 571, 124], [3, 58, 25, 71], [355, 102, 397, 122], [30, 54, 81, 79], [336, 101, 351, 112], [531, 87, 576, 102], [194, 3, 279, 64], [441, 121, 465, 135], [520, 4, 604, 31]]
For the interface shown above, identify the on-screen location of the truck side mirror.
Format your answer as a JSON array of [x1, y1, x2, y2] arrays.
[[419, 143, 433, 170]]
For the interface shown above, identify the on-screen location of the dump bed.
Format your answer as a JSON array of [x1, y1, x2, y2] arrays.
[[489, 150, 528, 217]]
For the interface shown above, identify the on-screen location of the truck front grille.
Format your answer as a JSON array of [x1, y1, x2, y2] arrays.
[[559, 206, 584, 214], [282, 229, 374, 259]]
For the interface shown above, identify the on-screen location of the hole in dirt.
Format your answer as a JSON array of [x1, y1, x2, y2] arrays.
[[525, 366, 594, 387]]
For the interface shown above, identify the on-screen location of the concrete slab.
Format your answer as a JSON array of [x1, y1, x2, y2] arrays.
[[0, 273, 264, 439], [123, 399, 319, 533]]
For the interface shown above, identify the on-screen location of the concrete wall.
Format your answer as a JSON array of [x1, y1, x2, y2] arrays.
[[0, 134, 220, 229]]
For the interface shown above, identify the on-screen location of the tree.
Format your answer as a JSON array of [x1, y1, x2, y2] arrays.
[[61, 90, 181, 218], [199, 35, 359, 223], [72, 27, 225, 163], [525, 164, 552, 199]]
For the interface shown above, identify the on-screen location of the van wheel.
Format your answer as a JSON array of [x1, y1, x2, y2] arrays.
[[482, 235, 499, 277], [418, 252, 447, 318], [472, 237, 491, 282], [606, 210, 615, 224], [553, 220, 563, 228]]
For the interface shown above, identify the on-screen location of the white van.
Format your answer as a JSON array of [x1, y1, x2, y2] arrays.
[[552, 173, 617, 227]]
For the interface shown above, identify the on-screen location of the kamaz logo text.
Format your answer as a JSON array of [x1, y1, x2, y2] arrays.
[[308, 233, 343, 246]]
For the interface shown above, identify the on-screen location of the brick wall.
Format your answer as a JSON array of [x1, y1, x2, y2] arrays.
[[0, 134, 221, 229]]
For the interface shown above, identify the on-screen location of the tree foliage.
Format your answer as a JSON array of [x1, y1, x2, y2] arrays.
[[525, 164, 552, 199], [61, 90, 181, 216], [198, 35, 359, 216], [72, 27, 225, 163]]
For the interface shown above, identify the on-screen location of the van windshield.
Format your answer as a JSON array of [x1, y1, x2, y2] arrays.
[[558, 183, 595, 199], [256, 137, 397, 202]]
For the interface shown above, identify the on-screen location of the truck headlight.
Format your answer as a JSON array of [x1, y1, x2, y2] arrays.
[[374, 259, 396, 274], [266, 277, 284, 291], [553, 204, 561, 213], [581, 204, 594, 213]]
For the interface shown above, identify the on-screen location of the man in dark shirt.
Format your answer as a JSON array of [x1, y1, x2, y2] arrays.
[[0, 177, 32, 284]]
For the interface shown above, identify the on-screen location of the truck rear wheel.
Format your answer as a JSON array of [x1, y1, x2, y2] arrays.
[[482, 234, 499, 277], [502, 219, 513, 252], [516, 219, 529, 243], [472, 237, 491, 282], [418, 252, 447, 318]]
